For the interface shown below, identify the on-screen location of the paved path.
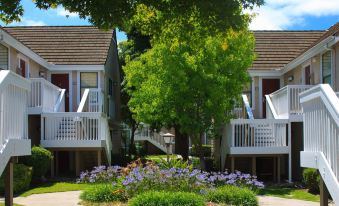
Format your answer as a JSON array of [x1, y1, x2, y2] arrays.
[[1, 192, 335, 206], [258, 196, 335, 206], [13, 191, 81, 206]]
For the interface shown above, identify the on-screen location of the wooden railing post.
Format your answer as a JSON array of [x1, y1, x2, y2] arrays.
[[320, 173, 329, 206], [4, 157, 13, 206]]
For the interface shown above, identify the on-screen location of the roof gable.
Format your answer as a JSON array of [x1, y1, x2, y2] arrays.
[[2, 26, 114, 65]]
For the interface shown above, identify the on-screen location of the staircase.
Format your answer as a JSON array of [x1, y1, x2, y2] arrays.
[[0, 70, 31, 175], [134, 125, 170, 153], [300, 84, 339, 204]]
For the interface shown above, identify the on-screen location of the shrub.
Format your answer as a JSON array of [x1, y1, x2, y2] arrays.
[[128, 191, 205, 206], [22, 146, 53, 178], [80, 184, 127, 202], [0, 164, 32, 194], [206, 185, 258, 206], [77, 165, 121, 183], [191, 145, 212, 157], [303, 168, 320, 193]]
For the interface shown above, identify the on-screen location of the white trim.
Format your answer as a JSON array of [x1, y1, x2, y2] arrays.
[[50, 65, 104, 71], [50, 71, 73, 112], [77, 71, 101, 105], [251, 78, 255, 109], [0, 29, 51, 69], [283, 36, 338, 75], [249, 69, 282, 77]]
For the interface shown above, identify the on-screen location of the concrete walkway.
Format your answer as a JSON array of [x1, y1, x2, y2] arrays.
[[13, 191, 81, 206], [258, 196, 335, 206], [0, 191, 335, 206]]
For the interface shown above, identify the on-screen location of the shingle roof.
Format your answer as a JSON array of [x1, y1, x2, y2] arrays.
[[251, 30, 325, 70], [2, 26, 114, 65]]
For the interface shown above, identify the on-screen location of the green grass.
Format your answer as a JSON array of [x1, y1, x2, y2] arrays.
[[0, 203, 23, 206], [259, 186, 320, 202], [19, 182, 90, 197]]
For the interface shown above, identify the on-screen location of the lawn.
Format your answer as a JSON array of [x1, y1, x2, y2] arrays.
[[19, 182, 90, 197], [0, 204, 22, 206], [259, 186, 320, 202]]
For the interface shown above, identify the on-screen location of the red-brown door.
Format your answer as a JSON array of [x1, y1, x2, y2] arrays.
[[304, 65, 311, 85], [20, 59, 26, 77], [51, 74, 69, 112], [262, 79, 280, 118]]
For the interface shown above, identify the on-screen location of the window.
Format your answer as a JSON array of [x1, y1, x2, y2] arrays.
[[0, 44, 8, 70], [80, 72, 98, 97], [322, 51, 332, 85], [108, 78, 113, 96]]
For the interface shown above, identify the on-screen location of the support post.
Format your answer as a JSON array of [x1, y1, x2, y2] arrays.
[[251, 156, 256, 176], [320, 175, 329, 206], [273, 156, 277, 182], [75, 151, 80, 176], [288, 122, 292, 182], [277, 156, 281, 183], [231, 156, 235, 173], [50, 151, 55, 178], [4, 158, 13, 206], [97, 150, 102, 166], [55, 151, 59, 177]]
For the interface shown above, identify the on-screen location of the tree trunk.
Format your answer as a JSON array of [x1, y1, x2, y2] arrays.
[[198, 132, 205, 170], [129, 124, 137, 158], [174, 126, 189, 161]]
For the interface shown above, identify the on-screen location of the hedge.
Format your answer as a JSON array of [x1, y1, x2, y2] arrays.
[[0, 164, 32, 194]]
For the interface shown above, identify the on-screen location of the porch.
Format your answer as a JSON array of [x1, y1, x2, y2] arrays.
[[28, 78, 65, 114], [265, 85, 313, 121]]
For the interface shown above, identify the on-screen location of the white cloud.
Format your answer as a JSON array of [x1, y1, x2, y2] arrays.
[[56, 7, 78, 18], [247, 0, 339, 30], [8, 18, 46, 26]]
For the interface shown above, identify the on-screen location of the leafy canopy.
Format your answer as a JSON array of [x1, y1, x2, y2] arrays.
[[123, 28, 255, 136], [0, 0, 263, 32]]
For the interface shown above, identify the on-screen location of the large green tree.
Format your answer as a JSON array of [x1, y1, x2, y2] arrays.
[[124, 26, 255, 160], [0, 0, 263, 31]]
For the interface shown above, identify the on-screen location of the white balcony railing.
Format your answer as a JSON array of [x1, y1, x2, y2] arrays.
[[225, 119, 289, 155], [266, 85, 313, 119], [78, 88, 104, 113], [300, 84, 339, 203], [41, 112, 107, 147], [29, 78, 64, 113]]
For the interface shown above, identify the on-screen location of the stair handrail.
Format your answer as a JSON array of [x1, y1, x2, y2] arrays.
[[300, 84, 339, 203], [54, 89, 66, 112], [242, 94, 254, 120], [77, 89, 90, 112], [265, 94, 279, 119]]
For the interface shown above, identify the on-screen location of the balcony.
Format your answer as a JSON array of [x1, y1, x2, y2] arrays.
[[266, 85, 313, 120], [28, 78, 65, 114], [222, 119, 289, 155]]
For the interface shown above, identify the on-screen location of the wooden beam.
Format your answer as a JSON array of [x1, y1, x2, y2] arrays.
[[252, 156, 256, 176], [55, 151, 59, 177], [4, 158, 13, 206], [320, 174, 329, 206], [75, 151, 80, 176], [50, 151, 55, 178], [231, 156, 235, 173], [273, 157, 277, 182], [97, 150, 102, 166], [277, 156, 281, 183]]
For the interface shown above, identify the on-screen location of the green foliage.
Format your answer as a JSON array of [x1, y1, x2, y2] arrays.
[[1, 1, 263, 32], [128, 191, 205, 206], [124, 28, 255, 140], [80, 184, 127, 203], [156, 158, 192, 170], [22, 146, 53, 178], [0, 164, 32, 194], [191, 145, 212, 157], [303, 168, 320, 193], [258, 186, 320, 202], [206, 185, 258, 206]]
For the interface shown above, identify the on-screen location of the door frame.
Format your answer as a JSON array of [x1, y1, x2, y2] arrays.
[[259, 77, 283, 118], [48, 71, 73, 112], [301, 60, 311, 85]]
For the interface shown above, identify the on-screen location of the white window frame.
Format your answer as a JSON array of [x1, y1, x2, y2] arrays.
[[320, 50, 333, 86], [77, 71, 101, 104], [17, 53, 30, 78]]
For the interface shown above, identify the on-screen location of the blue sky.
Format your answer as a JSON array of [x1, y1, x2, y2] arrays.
[[1, 0, 339, 42]]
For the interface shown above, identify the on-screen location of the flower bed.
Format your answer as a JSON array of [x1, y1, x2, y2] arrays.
[[78, 159, 263, 205]]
